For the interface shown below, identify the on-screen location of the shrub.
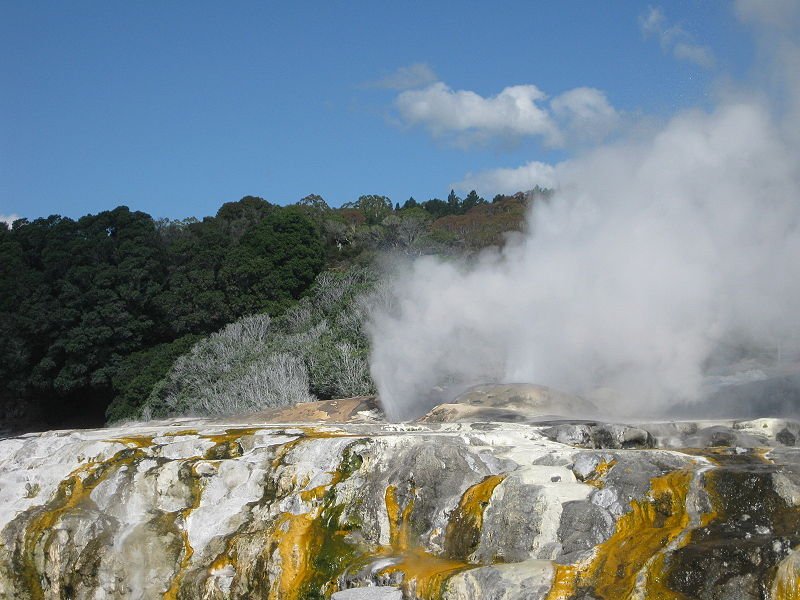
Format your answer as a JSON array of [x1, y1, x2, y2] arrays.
[[139, 267, 382, 419]]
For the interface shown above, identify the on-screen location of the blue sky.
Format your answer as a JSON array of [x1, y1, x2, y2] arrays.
[[1, 1, 755, 221]]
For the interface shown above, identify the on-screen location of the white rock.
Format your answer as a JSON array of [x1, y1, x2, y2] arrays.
[[332, 586, 403, 599]]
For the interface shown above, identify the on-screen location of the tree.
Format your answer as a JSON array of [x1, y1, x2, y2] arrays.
[[380, 213, 430, 252], [462, 190, 486, 212], [402, 197, 418, 210], [221, 207, 326, 315], [420, 198, 450, 219], [215, 196, 273, 241], [447, 189, 461, 211], [353, 194, 393, 225], [0, 207, 170, 426], [297, 194, 330, 212], [156, 218, 233, 333], [106, 334, 200, 423], [0, 196, 338, 430]]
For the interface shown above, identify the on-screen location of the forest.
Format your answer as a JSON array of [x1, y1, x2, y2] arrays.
[[0, 188, 550, 431]]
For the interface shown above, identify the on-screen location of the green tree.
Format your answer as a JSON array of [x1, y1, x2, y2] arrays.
[[221, 207, 326, 316], [462, 190, 486, 212], [156, 218, 233, 334], [421, 198, 450, 219], [106, 334, 200, 423], [447, 189, 462, 211], [353, 194, 393, 225], [297, 194, 331, 212], [214, 196, 273, 241], [0, 207, 168, 426]]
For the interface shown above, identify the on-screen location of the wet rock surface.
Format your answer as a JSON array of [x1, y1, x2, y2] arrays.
[[0, 413, 799, 599], [663, 448, 800, 600]]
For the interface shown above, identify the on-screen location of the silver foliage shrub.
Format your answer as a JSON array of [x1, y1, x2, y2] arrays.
[[140, 267, 381, 419], [200, 353, 313, 416]]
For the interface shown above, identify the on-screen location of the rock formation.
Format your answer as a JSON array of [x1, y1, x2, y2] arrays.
[[1, 387, 799, 599]]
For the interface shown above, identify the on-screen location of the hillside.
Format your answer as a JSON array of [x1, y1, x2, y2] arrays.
[[0, 189, 547, 431]]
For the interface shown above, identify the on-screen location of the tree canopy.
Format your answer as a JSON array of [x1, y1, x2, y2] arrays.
[[0, 199, 326, 429], [1, 185, 547, 431]]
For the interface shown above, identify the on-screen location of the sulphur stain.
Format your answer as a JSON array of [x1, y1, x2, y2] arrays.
[[202, 438, 366, 600], [385, 484, 415, 551], [378, 483, 482, 600], [162, 461, 205, 600], [546, 469, 697, 600], [299, 449, 362, 504], [283, 442, 367, 599], [269, 512, 319, 600], [162, 428, 278, 598], [109, 435, 155, 449], [773, 548, 800, 600], [585, 459, 617, 489], [380, 548, 472, 600], [157, 428, 268, 599], [16, 447, 145, 600], [272, 442, 365, 599], [667, 447, 800, 599], [444, 474, 505, 559]]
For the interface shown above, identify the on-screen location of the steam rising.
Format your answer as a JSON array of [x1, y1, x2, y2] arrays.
[[369, 4, 800, 421]]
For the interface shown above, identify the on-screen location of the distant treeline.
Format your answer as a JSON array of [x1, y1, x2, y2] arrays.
[[0, 188, 550, 430]]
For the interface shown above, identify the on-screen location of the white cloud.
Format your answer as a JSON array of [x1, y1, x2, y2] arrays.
[[396, 82, 562, 146], [673, 43, 716, 69], [640, 6, 716, 68], [734, 0, 800, 29], [453, 161, 558, 197], [640, 6, 675, 46], [394, 81, 621, 147], [550, 87, 620, 142], [368, 63, 438, 90], [0, 214, 20, 227]]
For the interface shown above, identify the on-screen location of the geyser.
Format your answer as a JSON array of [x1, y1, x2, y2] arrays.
[[368, 2, 800, 422]]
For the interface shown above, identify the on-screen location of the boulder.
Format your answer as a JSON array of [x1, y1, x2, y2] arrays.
[[419, 383, 597, 423]]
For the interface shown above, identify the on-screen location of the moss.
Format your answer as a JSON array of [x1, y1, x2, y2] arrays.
[[295, 443, 367, 598], [205, 440, 244, 460], [338, 444, 364, 480], [201, 428, 261, 459], [109, 435, 155, 449], [295, 504, 361, 600], [162, 429, 200, 437]]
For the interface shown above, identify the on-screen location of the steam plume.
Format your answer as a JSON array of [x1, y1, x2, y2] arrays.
[[369, 4, 800, 421]]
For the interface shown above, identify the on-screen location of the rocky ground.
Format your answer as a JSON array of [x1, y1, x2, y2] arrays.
[[1, 385, 799, 599]]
